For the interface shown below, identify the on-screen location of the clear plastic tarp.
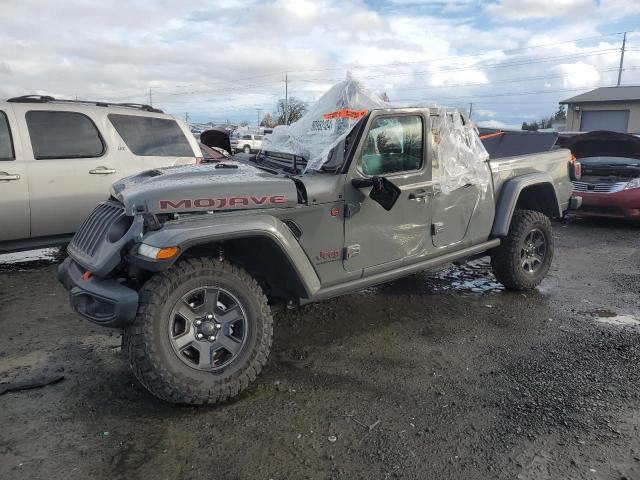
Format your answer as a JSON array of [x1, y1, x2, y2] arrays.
[[261, 75, 490, 194], [430, 108, 490, 194], [261, 73, 389, 171]]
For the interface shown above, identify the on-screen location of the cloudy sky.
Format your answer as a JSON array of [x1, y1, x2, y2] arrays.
[[1, 0, 639, 128]]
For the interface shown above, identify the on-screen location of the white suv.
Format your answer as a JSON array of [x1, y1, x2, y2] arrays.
[[0, 95, 202, 253], [231, 133, 263, 154]]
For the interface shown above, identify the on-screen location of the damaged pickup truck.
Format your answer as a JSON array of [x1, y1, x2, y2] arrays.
[[59, 78, 577, 404]]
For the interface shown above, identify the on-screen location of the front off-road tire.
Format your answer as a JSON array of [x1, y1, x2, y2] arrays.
[[491, 209, 554, 290], [124, 258, 272, 404]]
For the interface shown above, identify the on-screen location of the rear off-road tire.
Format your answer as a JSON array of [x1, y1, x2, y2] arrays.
[[491, 209, 554, 290], [243, 145, 251, 154], [124, 258, 272, 404]]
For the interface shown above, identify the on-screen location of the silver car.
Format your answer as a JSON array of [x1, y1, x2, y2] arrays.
[[0, 96, 202, 253]]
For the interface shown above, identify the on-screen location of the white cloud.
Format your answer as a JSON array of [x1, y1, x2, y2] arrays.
[[600, 0, 640, 16], [486, 0, 640, 22], [0, 0, 638, 126], [476, 120, 522, 130], [486, 0, 596, 21], [474, 109, 499, 118], [558, 62, 601, 88], [429, 69, 489, 87]]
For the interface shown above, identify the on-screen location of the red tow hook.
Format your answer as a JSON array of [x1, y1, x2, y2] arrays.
[[82, 271, 92, 281]]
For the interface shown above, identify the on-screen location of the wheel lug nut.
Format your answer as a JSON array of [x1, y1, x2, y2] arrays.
[[216, 323, 221, 329], [196, 333, 204, 339], [195, 320, 202, 325], [209, 335, 216, 341], [206, 314, 214, 320]]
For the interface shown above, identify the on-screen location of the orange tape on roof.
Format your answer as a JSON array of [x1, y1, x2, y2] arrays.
[[322, 109, 369, 120]]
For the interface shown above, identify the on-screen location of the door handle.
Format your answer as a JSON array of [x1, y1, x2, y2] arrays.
[[89, 167, 117, 175], [409, 189, 431, 200], [0, 172, 20, 181]]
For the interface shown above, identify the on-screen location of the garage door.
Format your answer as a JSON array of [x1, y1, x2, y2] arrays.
[[580, 110, 629, 133]]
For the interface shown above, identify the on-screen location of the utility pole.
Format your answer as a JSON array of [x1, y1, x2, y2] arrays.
[[617, 31, 627, 86], [149, 87, 153, 106], [185, 112, 189, 123], [256, 108, 262, 126], [284, 72, 288, 125], [468, 102, 473, 119]]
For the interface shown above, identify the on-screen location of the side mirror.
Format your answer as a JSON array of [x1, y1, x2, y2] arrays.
[[351, 176, 401, 211]]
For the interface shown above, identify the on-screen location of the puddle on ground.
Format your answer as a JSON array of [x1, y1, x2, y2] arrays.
[[585, 309, 640, 327], [426, 260, 505, 295], [0, 248, 65, 272], [361, 259, 504, 296]]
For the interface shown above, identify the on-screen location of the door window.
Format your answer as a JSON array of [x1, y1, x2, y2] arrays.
[[359, 115, 423, 176], [0, 111, 14, 160], [108, 114, 194, 157], [26, 111, 105, 159]]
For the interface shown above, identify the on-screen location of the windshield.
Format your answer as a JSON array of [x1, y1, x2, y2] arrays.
[[261, 76, 389, 172], [580, 156, 640, 166]]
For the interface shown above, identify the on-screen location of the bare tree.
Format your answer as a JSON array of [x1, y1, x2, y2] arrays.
[[239, 120, 249, 127], [260, 113, 275, 128], [275, 97, 308, 125]]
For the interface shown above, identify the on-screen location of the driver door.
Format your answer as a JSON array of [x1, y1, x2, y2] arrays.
[[343, 110, 434, 273]]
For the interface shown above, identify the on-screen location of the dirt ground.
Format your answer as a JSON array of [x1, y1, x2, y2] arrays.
[[1, 217, 639, 480]]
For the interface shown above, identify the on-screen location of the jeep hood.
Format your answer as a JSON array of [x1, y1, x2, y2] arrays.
[[110, 162, 299, 214]]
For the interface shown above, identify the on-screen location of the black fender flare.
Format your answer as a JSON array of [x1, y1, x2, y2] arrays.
[[491, 173, 562, 238], [129, 214, 321, 298]]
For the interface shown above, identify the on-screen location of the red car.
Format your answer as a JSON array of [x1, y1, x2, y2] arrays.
[[561, 131, 640, 220]]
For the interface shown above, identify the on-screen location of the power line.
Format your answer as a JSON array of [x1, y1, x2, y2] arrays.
[[101, 31, 633, 100], [155, 80, 631, 115], [369, 65, 640, 94], [280, 31, 631, 74], [153, 57, 639, 109], [393, 85, 617, 103], [337, 48, 633, 80], [149, 47, 633, 100]]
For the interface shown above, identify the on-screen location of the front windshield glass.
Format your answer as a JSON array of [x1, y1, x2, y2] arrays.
[[261, 76, 389, 172], [580, 156, 639, 166]]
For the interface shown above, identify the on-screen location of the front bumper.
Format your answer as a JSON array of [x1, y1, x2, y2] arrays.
[[58, 257, 139, 329], [571, 189, 640, 219]]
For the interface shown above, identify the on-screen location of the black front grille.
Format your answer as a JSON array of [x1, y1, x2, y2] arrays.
[[71, 201, 126, 256]]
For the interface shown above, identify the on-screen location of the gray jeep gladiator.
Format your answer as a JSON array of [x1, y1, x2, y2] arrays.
[[59, 107, 578, 404]]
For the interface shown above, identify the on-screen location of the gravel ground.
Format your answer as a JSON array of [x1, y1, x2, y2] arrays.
[[0, 217, 639, 480]]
